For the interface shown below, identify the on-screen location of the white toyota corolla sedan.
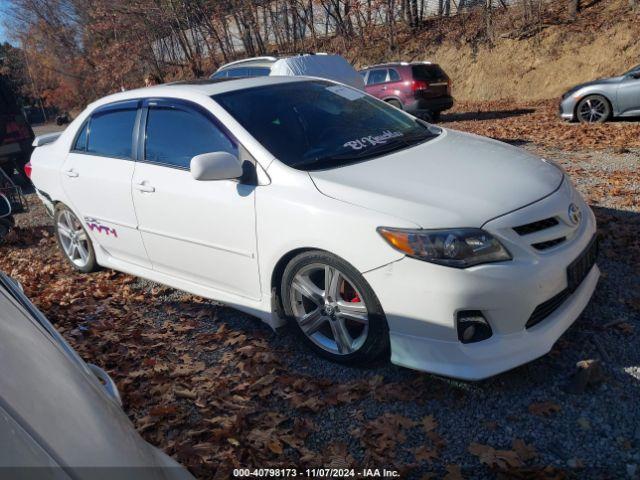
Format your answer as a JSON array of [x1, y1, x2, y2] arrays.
[[29, 77, 599, 380]]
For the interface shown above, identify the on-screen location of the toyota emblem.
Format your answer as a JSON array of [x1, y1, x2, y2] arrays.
[[568, 203, 582, 226]]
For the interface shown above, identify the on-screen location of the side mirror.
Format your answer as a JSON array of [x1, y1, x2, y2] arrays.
[[190, 152, 243, 181], [631, 72, 640, 79]]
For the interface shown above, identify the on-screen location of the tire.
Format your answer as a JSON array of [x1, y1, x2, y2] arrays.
[[576, 95, 611, 123], [54, 205, 98, 273], [281, 250, 389, 365], [419, 111, 434, 122], [385, 99, 403, 110], [430, 111, 441, 122]]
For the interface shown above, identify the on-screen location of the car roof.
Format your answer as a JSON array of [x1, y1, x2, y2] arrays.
[[360, 61, 435, 70], [218, 56, 278, 69], [215, 53, 332, 72], [0, 274, 167, 470], [88, 75, 312, 109]]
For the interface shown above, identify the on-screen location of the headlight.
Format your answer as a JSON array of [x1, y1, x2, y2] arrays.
[[377, 227, 512, 268]]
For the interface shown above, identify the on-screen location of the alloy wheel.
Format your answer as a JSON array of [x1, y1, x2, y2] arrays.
[[289, 263, 369, 355], [577, 97, 608, 123], [57, 210, 91, 268]]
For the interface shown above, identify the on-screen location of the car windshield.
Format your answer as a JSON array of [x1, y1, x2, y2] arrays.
[[212, 80, 440, 170], [623, 64, 640, 75]]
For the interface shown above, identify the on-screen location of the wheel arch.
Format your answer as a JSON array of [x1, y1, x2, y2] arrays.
[[383, 96, 404, 108], [573, 92, 614, 119], [270, 247, 319, 316]]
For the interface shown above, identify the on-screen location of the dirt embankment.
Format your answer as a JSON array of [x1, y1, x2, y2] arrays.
[[339, 0, 640, 102], [432, 20, 640, 101]]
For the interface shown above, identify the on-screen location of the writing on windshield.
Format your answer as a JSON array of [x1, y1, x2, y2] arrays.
[[343, 131, 404, 150]]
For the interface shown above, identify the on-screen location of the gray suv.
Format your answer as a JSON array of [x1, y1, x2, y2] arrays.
[[559, 64, 640, 123]]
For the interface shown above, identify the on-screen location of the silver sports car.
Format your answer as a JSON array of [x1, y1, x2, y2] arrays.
[[559, 64, 640, 123]]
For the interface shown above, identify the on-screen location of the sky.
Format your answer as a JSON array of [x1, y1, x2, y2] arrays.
[[0, 0, 16, 46]]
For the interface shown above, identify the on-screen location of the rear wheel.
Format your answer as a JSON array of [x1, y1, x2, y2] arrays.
[[576, 95, 611, 123], [385, 99, 403, 110], [281, 251, 389, 365], [54, 205, 98, 273]]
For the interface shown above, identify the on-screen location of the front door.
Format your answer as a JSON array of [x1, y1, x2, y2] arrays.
[[60, 101, 151, 269], [617, 72, 640, 115], [131, 99, 261, 299]]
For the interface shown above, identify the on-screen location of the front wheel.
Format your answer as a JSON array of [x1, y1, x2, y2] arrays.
[[281, 251, 389, 365], [576, 95, 611, 123], [54, 205, 98, 273]]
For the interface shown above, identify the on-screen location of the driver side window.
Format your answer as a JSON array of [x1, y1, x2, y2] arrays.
[[144, 106, 237, 169]]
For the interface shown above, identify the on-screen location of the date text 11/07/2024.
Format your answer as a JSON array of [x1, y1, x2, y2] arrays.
[[233, 468, 400, 478]]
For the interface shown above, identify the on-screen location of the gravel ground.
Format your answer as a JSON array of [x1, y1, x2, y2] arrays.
[[7, 142, 640, 479]]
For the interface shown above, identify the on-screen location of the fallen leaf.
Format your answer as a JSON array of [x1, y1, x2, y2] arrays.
[[577, 417, 591, 430], [512, 438, 537, 461], [422, 415, 438, 432], [443, 464, 464, 480], [528, 401, 561, 417]]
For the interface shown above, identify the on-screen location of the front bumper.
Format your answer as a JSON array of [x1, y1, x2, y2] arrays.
[[363, 179, 599, 380], [559, 95, 577, 121]]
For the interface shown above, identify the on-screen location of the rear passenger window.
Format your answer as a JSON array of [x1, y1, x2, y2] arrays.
[[72, 122, 88, 151], [367, 69, 388, 85], [246, 67, 270, 77], [145, 106, 237, 169], [227, 68, 248, 78], [87, 108, 137, 158], [389, 69, 401, 82]]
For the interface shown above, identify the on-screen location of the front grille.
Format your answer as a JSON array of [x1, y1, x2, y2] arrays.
[[526, 288, 571, 329], [532, 237, 566, 251], [513, 217, 559, 236]]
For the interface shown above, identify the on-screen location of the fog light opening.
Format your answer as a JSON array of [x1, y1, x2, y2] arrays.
[[457, 310, 492, 344]]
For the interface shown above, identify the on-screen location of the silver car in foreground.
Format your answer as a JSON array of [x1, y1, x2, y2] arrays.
[[0, 272, 193, 480], [559, 64, 640, 123]]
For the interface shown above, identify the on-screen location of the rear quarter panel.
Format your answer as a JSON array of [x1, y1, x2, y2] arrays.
[[30, 113, 90, 207]]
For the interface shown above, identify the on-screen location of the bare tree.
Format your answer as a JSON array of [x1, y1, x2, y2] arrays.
[[568, 0, 580, 19]]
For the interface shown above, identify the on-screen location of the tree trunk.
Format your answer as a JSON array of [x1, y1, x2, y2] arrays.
[[568, 0, 579, 19], [485, 0, 492, 41]]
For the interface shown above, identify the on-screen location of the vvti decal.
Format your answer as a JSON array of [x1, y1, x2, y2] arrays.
[[84, 217, 118, 238]]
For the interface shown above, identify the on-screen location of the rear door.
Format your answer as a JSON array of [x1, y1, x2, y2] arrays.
[[411, 64, 450, 99], [364, 69, 389, 99], [131, 98, 261, 299], [60, 101, 151, 269]]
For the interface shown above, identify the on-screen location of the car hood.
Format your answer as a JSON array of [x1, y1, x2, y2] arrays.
[[308, 129, 563, 228], [568, 75, 624, 93]]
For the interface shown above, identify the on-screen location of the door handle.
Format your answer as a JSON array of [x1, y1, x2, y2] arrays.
[[134, 182, 155, 193], [381, 86, 387, 91], [64, 169, 79, 178]]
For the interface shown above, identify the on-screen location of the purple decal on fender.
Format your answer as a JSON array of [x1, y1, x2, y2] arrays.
[[84, 217, 118, 238]]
